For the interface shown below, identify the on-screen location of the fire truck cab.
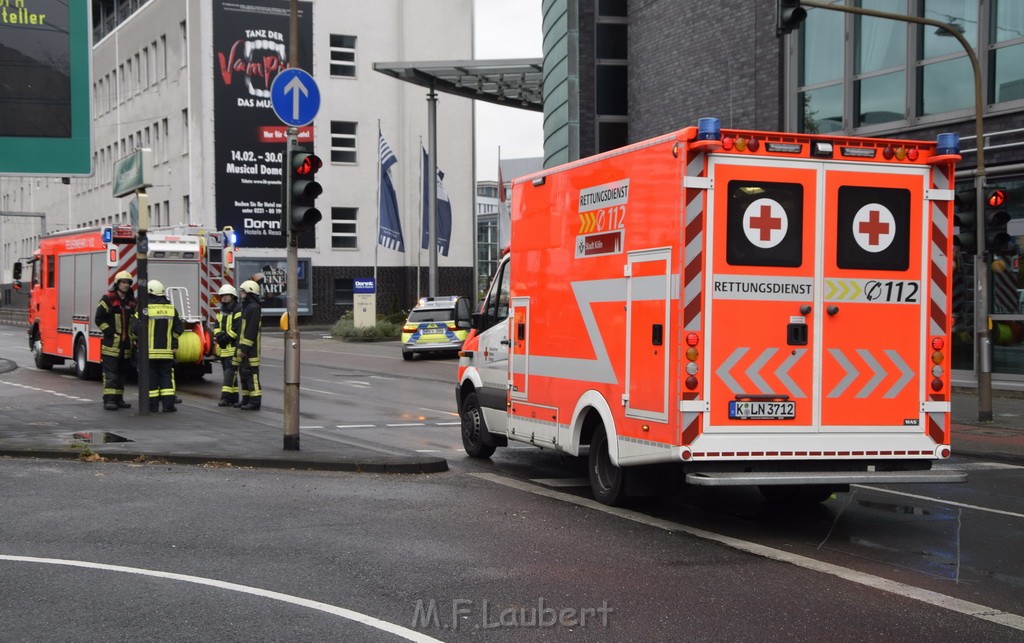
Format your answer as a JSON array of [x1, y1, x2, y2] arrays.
[[456, 119, 968, 506]]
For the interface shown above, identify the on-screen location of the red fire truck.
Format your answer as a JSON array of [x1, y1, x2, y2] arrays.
[[20, 224, 236, 379], [456, 118, 968, 505]]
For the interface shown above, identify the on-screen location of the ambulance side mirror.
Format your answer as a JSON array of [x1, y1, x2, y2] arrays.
[[454, 297, 472, 330]]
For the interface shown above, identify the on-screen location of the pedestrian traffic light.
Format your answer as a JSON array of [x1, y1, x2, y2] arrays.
[[777, 0, 807, 36], [287, 146, 323, 232], [953, 191, 976, 253], [985, 187, 1011, 253]]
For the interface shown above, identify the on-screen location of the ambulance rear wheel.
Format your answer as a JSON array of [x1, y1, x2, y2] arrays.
[[460, 392, 496, 459], [589, 427, 627, 506], [758, 484, 835, 505]]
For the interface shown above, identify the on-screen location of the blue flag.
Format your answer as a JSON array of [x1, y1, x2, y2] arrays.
[[378, 132, 404, 252], [421, 146, 453, 256]]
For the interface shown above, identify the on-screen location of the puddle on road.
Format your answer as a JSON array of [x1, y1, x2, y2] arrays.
[[857, 499, 932, 516], [71, 431, 133, 444]]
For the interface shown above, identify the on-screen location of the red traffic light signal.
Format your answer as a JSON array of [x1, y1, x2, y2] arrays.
[[294, 153, 322, 176], [987, 188, 1006, 208], [287, 146, 323, 232]]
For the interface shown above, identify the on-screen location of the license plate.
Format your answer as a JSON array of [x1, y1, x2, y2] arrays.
[[420, 328, 443, 335], [729, 401, 795, 420]]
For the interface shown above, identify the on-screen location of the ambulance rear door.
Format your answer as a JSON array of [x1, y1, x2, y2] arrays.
[[705, 156, 930, 434]]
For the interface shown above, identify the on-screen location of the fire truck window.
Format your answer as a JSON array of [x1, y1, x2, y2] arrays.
[[726, 180, 804, 267], [45, 255, 55, 288], [497, 263, 511, 319], [836, 186, 910, 271]]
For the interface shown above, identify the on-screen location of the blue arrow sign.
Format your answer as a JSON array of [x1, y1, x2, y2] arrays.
[[270, 69, 320, 127]]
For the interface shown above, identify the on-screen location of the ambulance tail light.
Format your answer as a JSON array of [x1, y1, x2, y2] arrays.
[[929, 336, 946, 392], [685, 332, 700, 390]]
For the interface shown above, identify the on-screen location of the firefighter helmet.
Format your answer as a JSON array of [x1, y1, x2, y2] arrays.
[[240, 280, 260, 296], [114, 270, 133, 283], [148, 280, 165, 296], [218, 284, 237, 297]]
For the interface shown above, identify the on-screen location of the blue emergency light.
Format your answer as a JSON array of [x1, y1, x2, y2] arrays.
[[936, 133, 959, 156], [101, 227, 113, 243], [697, 117, 721, 141]]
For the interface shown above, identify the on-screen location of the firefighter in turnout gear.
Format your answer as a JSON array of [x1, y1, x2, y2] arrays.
[[131, 280, 184, 412], [94, 270, 137, 410], [234, 279, 262, 411], [213, 283, 242, 406]]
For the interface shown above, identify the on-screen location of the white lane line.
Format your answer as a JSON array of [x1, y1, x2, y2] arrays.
[[300, 425, 324, 430], [471, 473, 1024, 633], [336, 424, 375, 429], [302, 387, 346, 397], [415, 449, 440, 453], [419, 407, 458, 417], [0, 380, 92, 402], [0, 554, 441, 642], [343, 381, 371, 388], [387, 423, 425, 427], [852, 485, 1024, 520], [435, 422, 461, 426]]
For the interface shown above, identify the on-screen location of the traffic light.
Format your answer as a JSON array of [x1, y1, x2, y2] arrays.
[[953, 191, 976, 253], [777, 0, 807, 36], [287, 146, 323, 232], [985, 187, 1012, 254]]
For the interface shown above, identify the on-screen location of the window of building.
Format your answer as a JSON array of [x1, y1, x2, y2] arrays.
[[334, 278, 354, 306], [331, 207, 358, 248], [180, 21, 188, 68], [181, 108, 189, 155], [330, 35, 357, 77], [183, 194, 190, 221], [331, 121, 357, 163], [989, 0, 1024, 103], [855, 0, 906, 127], [798, 8, 844, 133]]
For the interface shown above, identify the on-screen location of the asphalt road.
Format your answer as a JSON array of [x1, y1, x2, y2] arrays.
[[1, 327, 1023, 640]]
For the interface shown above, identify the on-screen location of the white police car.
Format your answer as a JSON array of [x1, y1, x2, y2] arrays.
[[401, 296, 471, 360]]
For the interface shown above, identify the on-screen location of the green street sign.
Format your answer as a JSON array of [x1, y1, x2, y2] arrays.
[[0, 0, 93, 176], [112, 149, 153, 197]]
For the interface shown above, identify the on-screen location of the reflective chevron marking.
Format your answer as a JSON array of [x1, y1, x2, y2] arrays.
[[856, 349, 886, 398], [825, 279, 862, 302], [716, 347, 807, 399], [578, 211, 597, 233], [828, 348, 859, 398], [828, 348, 916, 399], [716, 347, 748, 394], [884, 349, 914, 398], [776, 349, 806, 399]]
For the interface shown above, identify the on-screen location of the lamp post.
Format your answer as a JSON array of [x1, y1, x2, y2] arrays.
[[799, 1, 990, 419]]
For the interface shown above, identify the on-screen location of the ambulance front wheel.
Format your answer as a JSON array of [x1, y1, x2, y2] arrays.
[[589, 427, 627, 506], [460, 392, 496, 459]]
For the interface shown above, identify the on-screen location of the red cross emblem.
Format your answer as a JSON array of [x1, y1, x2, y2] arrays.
[[743, 199, 788, 248], [852, 204, 895, 253]]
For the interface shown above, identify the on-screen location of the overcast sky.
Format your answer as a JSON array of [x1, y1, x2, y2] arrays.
[[474, 0, 544, 181]]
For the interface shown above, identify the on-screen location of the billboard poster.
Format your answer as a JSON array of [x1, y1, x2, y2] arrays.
[[213, 1, 314, 249], [237, 257, 313, 316]]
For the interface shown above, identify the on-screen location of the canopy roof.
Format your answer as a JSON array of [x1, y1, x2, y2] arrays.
[[373, 58, 544, 112]]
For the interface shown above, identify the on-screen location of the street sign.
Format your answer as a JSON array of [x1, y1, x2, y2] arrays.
[[112, 149, 154, 197], [270, 69, 320, 127], [0, 0, 92, 176]]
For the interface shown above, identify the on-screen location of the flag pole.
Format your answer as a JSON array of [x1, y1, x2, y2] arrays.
[[416, 137, 423, 301], [374, 120, 380, 287]]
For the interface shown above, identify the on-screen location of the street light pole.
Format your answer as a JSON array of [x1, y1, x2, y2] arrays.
[[799, 0, 989, 419]]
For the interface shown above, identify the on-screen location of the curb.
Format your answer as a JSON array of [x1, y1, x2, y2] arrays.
[[0, 449, 450, 474]]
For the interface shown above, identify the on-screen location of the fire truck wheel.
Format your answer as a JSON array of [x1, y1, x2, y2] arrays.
[[31, 332, 55, 370], [460, 392, 496, 459], [758, 484, 835, 505], [73, 337, 96, 380], [589, 427, 627, 506]]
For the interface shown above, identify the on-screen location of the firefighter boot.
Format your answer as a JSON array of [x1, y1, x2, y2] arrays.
[[103, 395, 119, 411], [115, 396, 132, 409], [149, 402, 160, 413], [162, 395, 177, 413], [240, 397, 261, 411], [233, 396, 249, 409], [218, 394, 236, 407]]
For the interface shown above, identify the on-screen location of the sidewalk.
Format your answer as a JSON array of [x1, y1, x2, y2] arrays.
[[950, 389, 1024, 465]]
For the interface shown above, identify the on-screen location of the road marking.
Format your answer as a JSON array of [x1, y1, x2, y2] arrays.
[[387, 423, 425, 427], [344, 380, 371, 387], [0, 554, 440, 642], [336, 424, 375, 429], [415, 449, 440, 453], [0, 380, 92, 402], [300, 425, 324, 429], [419, 407, 459, 417], [937, 461, 1023, 471], [436, 422, 461, 426], [302, 387, 346, 397], [852, 485, 1024, 519], [471, 472, 1024, 633]]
